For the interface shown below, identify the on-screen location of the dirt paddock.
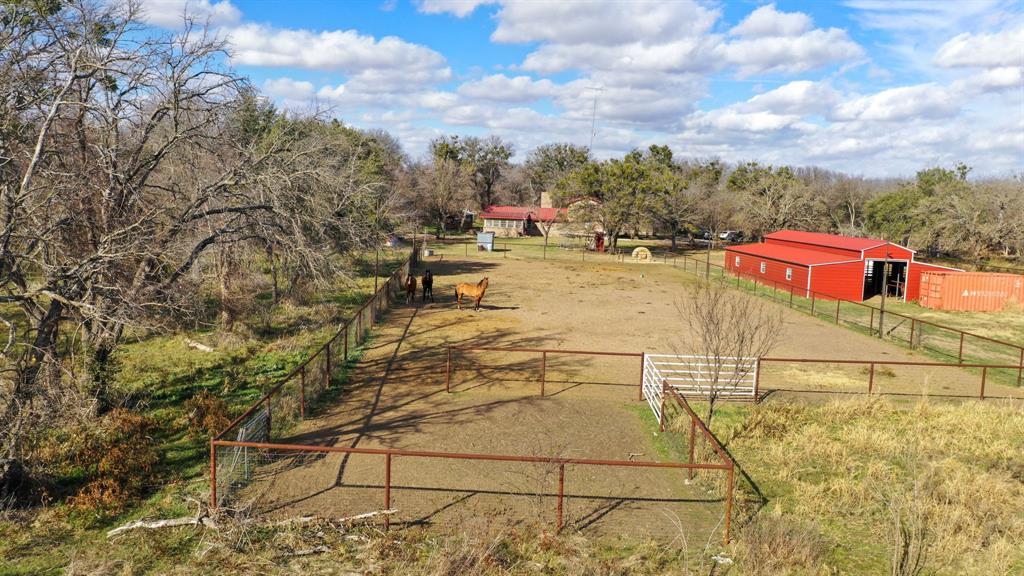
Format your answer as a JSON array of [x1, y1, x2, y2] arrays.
[[244, 255, 1023, 545]]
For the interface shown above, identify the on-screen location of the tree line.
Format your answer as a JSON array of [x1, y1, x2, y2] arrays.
[[2, 0, 1022, 502]]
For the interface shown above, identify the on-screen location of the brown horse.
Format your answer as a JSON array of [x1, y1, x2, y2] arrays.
[[404, 274, 417, 305], [456, 277, 489, 311]]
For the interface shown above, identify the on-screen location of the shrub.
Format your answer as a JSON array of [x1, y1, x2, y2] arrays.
[[738, 516, 830, 576], [68, 409, 159, 516], [183, 390, 230, 437]]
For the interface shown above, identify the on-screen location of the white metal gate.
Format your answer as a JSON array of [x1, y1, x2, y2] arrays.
[[642, 353, 757, 419]]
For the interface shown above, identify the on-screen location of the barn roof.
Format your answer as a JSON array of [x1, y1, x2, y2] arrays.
[[764, 230, 897, 252], [479, 206, 566, 221], [727, 243, 862, 266]]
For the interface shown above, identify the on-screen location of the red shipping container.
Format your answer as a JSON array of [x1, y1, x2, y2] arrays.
[[919, 272, 1024, 312]]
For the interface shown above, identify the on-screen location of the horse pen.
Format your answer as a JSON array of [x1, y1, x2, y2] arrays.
[[210, 252, 1024, 550]]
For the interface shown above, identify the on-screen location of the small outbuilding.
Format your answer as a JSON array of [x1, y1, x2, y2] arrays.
[[724, 230, 957, 301]]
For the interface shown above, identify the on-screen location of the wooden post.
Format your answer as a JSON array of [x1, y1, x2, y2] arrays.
[[540, 351, 547, 397], [909, 320, 916, 349], [687, 415, 696, 480], [789, 289, 794, 308], [299, 366, 306, 418], [384, 453, 392, 530], [724, 464, 735, 545], [446, 346, 452, 393], [557, 463, 565, 532], [209, 440, 217, 508], [870, 307, 875, 336], [810, 294, 816, 316], [958, 333, 965, 364], [980, 367, 987, 400], [344, 324, 349, 362], [868, 363, 875, 394], [835, 299, 841, 324]]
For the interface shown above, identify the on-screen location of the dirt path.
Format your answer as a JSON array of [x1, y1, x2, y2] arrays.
[[246, 256, 1021, 545]]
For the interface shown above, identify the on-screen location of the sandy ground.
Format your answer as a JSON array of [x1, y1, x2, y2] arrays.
[[241, 256, 1022, 545]]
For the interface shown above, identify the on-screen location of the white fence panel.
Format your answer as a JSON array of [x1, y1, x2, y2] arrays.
[[642, 354, 757, 419]]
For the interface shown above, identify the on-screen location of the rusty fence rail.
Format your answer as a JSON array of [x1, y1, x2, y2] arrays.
[[209, 437, 736, 542], [756, 357, 1024, 400], [210, 251, 414, 507], [445, 345, 645, 397], [676, 255, 1024, 386]]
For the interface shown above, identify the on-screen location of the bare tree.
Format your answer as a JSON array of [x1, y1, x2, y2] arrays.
[[674, 281, 782, 425], [0, 1, 390, 498]]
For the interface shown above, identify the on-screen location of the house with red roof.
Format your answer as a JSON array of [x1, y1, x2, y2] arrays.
[[479, 205, 567, 237], [725, 230, 958, 301]]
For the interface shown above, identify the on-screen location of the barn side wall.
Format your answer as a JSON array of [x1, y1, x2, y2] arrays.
[[726, 249, 810, 296]]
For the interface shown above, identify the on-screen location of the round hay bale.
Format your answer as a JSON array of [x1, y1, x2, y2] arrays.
[[631, 247, 652, 262]]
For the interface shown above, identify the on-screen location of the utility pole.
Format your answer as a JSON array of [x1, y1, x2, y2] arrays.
[[584, 86, 604, 151]]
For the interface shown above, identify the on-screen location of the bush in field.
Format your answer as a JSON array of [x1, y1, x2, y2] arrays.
[[737, 516, 829, 576], [184, 391, 231, 438], [66, 410, 159, 517]]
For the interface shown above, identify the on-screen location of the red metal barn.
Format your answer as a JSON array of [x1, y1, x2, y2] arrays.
[[724, 230, 959, 302]]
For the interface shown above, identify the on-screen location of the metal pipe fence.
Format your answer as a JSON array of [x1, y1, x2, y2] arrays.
[[676, 255, 1024, 386], [211, 252, 413, 507]]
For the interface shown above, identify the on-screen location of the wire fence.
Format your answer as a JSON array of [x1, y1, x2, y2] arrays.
[[211, 251, 413, 508]]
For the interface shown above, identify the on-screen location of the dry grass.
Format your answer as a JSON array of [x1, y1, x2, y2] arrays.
[[726, 397, 1024, 575]]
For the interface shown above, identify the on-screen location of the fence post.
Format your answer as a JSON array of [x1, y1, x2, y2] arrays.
[[724, 464, 735, 545], [1018, 348, 1023, 387], [659, 380, 667, 432], [209, 440, 217, 509], [870, 307, 875, 336], [299, 365, 306, 419], [980, 367, 987, 400], [557, 463, 565, 532], [868, 363, 875, 394], [753, 358, 761, 402], [687, 415, 696, 481], [958, 333, 965, 364], [835, 299, 841, 324], [384, 453, 392, 530], [540, 351, 547, 397], [909, 320, 916, 349], [638, 353, 645, 401], [789, 288, 794, 308], [810, 294, 816, 316], [325, 342, 332, 387], [446, 346, 452, 393], [344, 324, 349, 362]]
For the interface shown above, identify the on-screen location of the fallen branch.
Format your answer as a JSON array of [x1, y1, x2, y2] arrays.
[[281, 545, 331, 558], [337, 509, 397, 524], [106, 515, 216, 538], [185, 338, 214, 352]]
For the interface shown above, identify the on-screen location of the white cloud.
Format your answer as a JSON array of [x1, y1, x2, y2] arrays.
[[746, 80, 840, 115], [416, 0, 491, 17], [718, 28, 864, 77], [139, 0, 241, 28], [224, 24, 448, 79], [729, 4, 811, 38], [934, 26, 1024, 69], [262, 77, 315, 100], [831, 84, 961, 122], [457, 75, 561, 102]]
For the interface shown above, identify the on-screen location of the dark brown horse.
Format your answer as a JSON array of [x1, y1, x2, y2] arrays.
[[456, 277, 489, 311], [404, 274, 417, 305], [421, 269, 434, 303]]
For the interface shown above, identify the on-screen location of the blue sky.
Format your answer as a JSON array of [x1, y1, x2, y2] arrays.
[[145, 0, 1023, 176]]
